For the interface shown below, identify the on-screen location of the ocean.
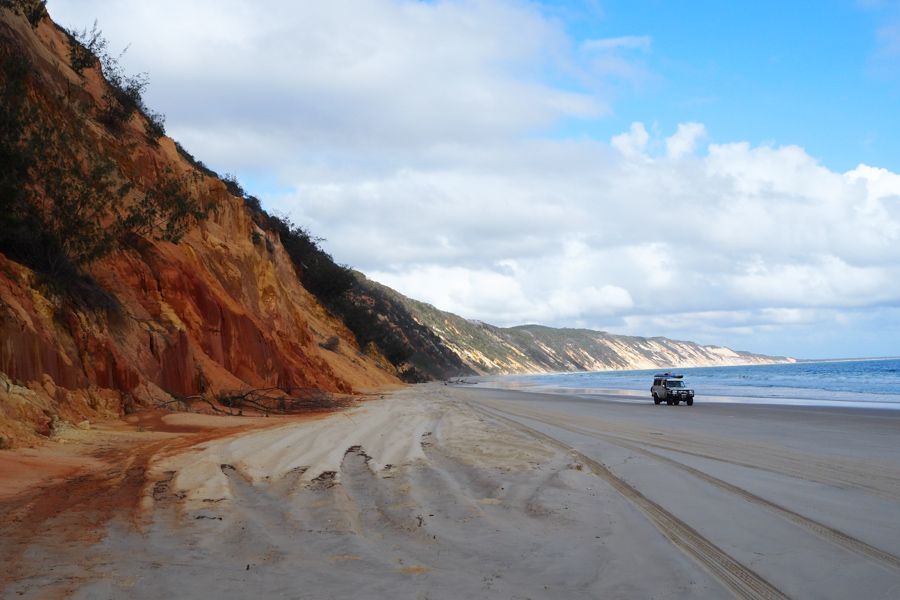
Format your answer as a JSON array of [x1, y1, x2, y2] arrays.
[[476, 358, 900, 409]]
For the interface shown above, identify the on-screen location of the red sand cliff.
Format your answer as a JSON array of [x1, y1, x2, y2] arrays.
[[0, 8, 399, 446]]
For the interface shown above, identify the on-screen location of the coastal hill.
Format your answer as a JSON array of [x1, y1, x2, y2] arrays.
[[359, 275, 792, 375], [0, 4, 785, 446]]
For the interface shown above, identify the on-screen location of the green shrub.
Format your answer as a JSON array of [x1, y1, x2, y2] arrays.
[[244, 195, 262, 212], [0, 46, 208, 307], [66, 20, 103, 75], [97, 75, 146, 131], [336, 295, 414, 364], [174, 141, 217, 178], [66, 22, 163, 137], [222, 173, 245, 198], [240, 207, 420, 370], [67, 40, 95, 76], [119, 169, 209, 245], [23, 0, 43, 25], [270, 216, 355, 302], [144, 108, 166, 141], [0, 0, 46, 26]]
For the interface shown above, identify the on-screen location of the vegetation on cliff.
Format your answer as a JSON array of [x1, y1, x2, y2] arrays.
[[0, 13, 206, 307], [239, 200, 473, 381], [64, 20, 167, 140]]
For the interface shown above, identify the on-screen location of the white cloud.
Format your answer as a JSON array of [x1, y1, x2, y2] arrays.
[[291, 124, 900, 355], [48, 0, 605, 168], [580, 33, 654, 87], [729, 256, 891, 307], [368, 266, 633, 325], [846, 164, 900, 199], [665, 122, 706, 158], [610, 122, 650, 157], [547, 285, 634, 318]]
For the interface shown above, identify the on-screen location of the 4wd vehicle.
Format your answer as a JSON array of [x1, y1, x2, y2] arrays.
[[651, 373, 694, 406]]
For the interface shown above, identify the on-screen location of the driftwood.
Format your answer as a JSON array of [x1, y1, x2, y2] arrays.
[[217, 386, 350, 415], [155, 395, 232, 414], [445, 377, 477, 386], [156, 387, 352, 416]]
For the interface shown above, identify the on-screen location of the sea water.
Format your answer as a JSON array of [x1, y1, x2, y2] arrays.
[[477, 358, 900, 409]]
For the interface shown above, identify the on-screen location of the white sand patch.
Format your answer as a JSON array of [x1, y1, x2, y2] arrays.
[[158, 391, 438, 507]]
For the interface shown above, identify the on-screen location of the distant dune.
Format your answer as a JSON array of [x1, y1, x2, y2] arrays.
[[359, 275, 793, 375]]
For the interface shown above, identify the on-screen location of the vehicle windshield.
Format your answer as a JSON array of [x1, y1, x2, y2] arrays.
[[666, 380, 684, 388]]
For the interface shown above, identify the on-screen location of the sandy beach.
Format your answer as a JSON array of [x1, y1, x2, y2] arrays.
[[3, 385, 900, 599], [4, 4, 899, 600]]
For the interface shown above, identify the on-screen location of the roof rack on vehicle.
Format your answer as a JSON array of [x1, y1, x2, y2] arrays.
[[653, 373, 683, 378]]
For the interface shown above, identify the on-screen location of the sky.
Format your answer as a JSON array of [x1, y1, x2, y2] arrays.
[[47, 0, 900, 359]]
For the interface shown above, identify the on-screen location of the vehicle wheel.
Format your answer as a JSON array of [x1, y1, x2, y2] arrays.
[[666, 399, 674, 406], [687, 398, 694, 406], [674, 399, 681, 406], [653, 393, 661, 405]]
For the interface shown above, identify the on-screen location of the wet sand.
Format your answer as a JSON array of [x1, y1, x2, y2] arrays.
[[2, 386, 900, 599]]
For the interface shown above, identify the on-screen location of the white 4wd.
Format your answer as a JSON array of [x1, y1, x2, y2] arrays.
[[651, 374, 695, 406]]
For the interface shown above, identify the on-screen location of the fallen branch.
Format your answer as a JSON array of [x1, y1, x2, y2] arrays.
[[151, 386, 353, 417]]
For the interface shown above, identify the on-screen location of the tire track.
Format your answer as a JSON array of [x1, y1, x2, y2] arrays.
[[466, 403, 789, 600], [611, 434, 900, 501], [482, 403, 900, 575], [622, 441, 900, 573], [482, 402, 900, 501]]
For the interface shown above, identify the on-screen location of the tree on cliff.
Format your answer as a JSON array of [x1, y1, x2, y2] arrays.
[[244, 210, 428, 380], [0, 34, 206, 300]]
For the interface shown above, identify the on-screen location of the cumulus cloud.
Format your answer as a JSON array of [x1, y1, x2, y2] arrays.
[[46, 1, 900, 357], [48, 0, 604, 170], [368, 266, 633, 325], [665, 122, 706, 158], [611, 122, 650, 157], [294, 126, 900, 357]]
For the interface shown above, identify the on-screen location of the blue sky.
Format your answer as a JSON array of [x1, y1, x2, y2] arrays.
[[542, 0, 899, 172], [48, 1, 900, 359]]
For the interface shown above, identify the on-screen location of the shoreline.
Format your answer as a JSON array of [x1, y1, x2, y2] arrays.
[[467, 357, 900, 410], [460, 381, 900, 419], [470, 382, 900, 411]]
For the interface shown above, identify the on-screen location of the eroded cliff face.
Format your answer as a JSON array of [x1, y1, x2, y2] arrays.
[[0, 8, 398, 446]]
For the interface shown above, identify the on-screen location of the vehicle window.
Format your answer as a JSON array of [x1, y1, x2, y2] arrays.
[[667, 380, 684, 388]]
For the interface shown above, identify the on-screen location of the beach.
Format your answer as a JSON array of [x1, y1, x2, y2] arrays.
[[3, 384, 900, 599], [3, 4, 898, 599]]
